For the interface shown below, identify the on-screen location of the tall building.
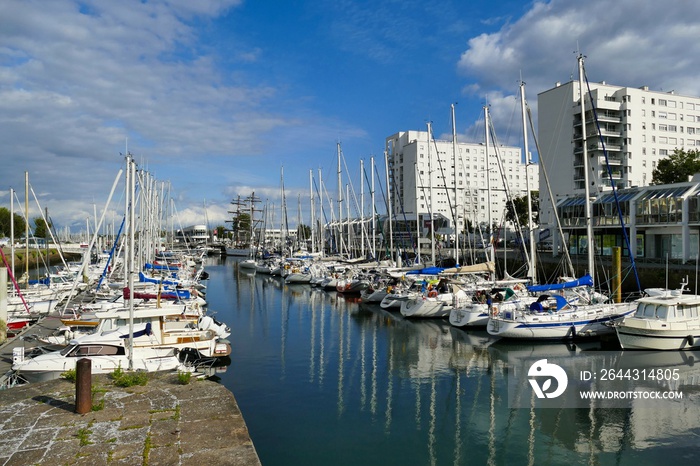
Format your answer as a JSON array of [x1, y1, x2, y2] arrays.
[[538, 79, 700, 233], [385, 129, 538, 244]]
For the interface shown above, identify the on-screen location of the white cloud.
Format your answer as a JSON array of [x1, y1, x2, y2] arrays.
[[456, 0, 700, 154], [0, 0, 363, 233]]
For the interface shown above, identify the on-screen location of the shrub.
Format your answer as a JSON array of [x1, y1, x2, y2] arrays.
[[61, 369, 77, 383], [176, 371, 193, 385], [110, 365, 149, 387]]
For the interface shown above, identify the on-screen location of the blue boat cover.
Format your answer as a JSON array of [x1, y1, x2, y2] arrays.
[[526, 274, 593, 293], [144, 263, 180, 271], [405, 266, 444, 275], [139, 272, 179, 286]]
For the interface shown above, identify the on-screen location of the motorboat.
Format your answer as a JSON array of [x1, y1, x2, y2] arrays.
[[13, 307, 232, 383], [615, 289, 700, 350]]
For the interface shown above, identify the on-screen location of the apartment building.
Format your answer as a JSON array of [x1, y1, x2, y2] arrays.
[[539, 80, 700, 226], [385, 129, 538, 242]]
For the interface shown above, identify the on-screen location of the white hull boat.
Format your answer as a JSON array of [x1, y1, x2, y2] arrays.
[[615, 291, 700, 350], [488, 302, 635, 340], [401, 289, 469, 318]]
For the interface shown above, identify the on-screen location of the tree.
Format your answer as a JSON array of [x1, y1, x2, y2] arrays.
[[232, 213, 251, 241], [651, 148, 700, 184], [0, 207, 26, 239], [33, 217, 52, 239], [505, 191, 539, 229], [297, 224, 311, 241], [214, 225, 226, 240]]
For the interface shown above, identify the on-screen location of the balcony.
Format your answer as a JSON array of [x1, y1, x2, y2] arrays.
[[598, 154, 624, 165], [589, 142, 621, 152]]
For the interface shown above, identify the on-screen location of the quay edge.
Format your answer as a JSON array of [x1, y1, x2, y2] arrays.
[[0, 372, 262, 466]]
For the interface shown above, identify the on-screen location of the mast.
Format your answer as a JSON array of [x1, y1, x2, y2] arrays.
[[318, 168, 324, 254], [10, 188, 14, 287], [371, 156, 376, 261], [24, 172, 28, 290], [414, 163, 420, 265], [484, 106, 495, 274], [126, 154, 135, 371], [451, 103, 460, 266], [520, 81, 537, 281], [360, 158, 365, 259], [578, 54, 595, 281], [427, 122, 435, 265], [337, 142, 343, 258], [309, 170, 315, 255], [384, 149, 394, 265]]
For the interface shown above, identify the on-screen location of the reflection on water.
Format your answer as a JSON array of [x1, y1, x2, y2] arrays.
[[207, 259, 700, 466]]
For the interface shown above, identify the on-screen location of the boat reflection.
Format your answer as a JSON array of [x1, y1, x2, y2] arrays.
[[224, 265, 700, 465]]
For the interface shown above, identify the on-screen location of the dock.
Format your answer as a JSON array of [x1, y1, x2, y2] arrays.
[[0, 320, 262, 466]]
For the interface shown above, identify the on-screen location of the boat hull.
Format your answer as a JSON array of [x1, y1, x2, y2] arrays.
[[401, 296, 451, 318], [449, 304, 489, 327], [616, 326, 700, 350], [487, 304, 635, 340]]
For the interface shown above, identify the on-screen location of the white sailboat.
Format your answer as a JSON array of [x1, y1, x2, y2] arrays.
[[487, 59, 635, 340]]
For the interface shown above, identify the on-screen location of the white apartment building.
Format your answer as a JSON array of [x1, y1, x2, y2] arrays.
[[538, 79, 700, 236], [385, 130, 538, 243]]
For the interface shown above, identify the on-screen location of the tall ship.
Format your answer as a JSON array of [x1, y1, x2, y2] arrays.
[[225, 192, 262, 257]]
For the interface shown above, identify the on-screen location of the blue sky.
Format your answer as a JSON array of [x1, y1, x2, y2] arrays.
[[2, 0, 700, 234]]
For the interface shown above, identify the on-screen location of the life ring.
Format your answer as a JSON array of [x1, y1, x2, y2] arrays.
[[428, 290, 438, 298]]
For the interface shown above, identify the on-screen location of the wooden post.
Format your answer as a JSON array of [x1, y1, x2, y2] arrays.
[[75, 358, 92, 414], [612, 246, 622, 303]]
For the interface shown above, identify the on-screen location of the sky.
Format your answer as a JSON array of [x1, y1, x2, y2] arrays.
[[2, 0, 700, 236]]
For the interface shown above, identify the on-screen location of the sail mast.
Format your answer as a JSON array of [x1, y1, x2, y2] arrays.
[[384, 149, 394, 264], [578, 54, 595, 281], [24, 172, 28, 290], [427, 122, 435, 265], [451, 104, 460, 266], [520, 81, 537, 281], [484, 106, 495, 276]]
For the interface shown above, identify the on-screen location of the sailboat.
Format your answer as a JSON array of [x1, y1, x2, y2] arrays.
[[449, 101, 533, 328], [487, 58, 636, 340]]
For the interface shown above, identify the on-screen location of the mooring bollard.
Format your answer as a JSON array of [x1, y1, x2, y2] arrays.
[[75, 358, 92, 414]]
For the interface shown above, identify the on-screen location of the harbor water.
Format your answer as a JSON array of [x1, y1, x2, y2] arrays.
[[204, 257, 700, 466]]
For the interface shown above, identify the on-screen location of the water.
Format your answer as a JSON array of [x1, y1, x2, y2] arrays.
[[203, 257, 700, 466]]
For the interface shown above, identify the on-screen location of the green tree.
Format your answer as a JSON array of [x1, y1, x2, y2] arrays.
[[651, 148, 700, 184], [232, 213, 251, 241], [505, 191, 539, 229], [0, 207, 26, 239], [297, 224, 311, 241], [33, 217, 52, 239], [214, 225, 226, 239]]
